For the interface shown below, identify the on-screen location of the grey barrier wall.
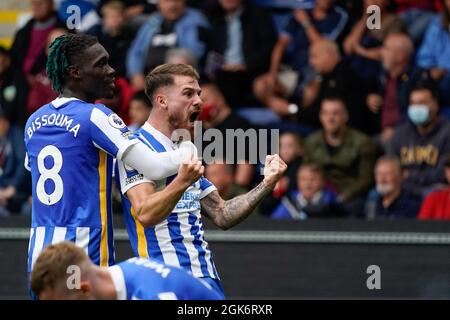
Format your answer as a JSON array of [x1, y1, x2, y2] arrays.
[[1, 216, 450, 299]]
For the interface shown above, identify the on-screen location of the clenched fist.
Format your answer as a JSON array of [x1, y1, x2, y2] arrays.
[[176, 154, 204, 188], [263, 154, 288, 188]]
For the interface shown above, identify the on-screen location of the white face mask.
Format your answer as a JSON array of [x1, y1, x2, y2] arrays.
[[376, 184, 394, 196]]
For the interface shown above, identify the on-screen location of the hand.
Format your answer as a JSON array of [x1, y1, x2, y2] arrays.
[[367, 94, 383, 113], [263, 154, 288, 188], [176, 154, 204, 188], [222, 64, 246, 72], [380, 127, 395, 145], [131, 74, 145, 91]]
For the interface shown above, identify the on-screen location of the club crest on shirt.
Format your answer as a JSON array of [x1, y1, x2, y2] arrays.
[[108, 113, 126, 129]]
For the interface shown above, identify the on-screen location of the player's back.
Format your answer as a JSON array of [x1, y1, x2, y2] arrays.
[[109, 257, 223, 300], [24, 97, 122, 271]]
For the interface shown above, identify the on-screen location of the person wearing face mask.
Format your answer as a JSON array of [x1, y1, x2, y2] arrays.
[[386, 83, 450, 198], [365, 156, 420, 219]]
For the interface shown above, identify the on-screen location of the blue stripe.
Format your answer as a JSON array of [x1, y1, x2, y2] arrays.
[[88, 228, 101, 265], [144, 227, 163, 260], [200, 221, 220, 279], [64, 227, 77, 242], [167, 214, 192, 271], [188, 213, 210, 277], [27, 228, 36, 272], [139, 130, 167, 152], [42, 226, 55, 248]]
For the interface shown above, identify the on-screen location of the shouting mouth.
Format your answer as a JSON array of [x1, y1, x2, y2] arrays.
[[189, 111, 200, 124]]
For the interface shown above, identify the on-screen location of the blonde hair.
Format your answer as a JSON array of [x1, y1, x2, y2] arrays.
[[144, 63, 200, 105], [30, 241, 89, 296]]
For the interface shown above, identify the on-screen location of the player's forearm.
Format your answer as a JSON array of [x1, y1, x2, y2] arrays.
[[204, 181, 273, 230], [122, 142, 193, 181], [137, 179, 189, 227]]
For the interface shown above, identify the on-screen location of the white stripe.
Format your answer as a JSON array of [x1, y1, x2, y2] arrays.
[[178, 213, 203, 277], [31, 227, 46, 270], [90, 108, 138, 159], [200, 185, 217, 199], [154, 221, 180, 268], [75, 227, 90, 255], [28, 228, 35, 253], [196, 217, 216, 278], [24, 153, 31, 172], [108, 265, 127, 300], [52, 227, 67, 244], [51, 97, 80, 108]]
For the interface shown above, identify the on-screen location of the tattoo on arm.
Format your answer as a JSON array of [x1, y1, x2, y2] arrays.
[[201, 181, 273, 230]]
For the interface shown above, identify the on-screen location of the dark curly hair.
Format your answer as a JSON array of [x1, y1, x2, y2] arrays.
[[46, 33, 98, 93]]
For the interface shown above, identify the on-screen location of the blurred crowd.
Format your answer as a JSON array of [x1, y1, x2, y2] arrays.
[[0, 0, 450, 220]]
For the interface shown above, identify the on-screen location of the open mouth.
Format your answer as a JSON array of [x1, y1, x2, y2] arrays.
[[189, 111, 200, 123]]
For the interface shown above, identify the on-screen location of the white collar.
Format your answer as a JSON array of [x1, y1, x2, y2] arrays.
[[51, 97, 80, 108], [141, 122, 177, 150], [108, 265, 127, 300]]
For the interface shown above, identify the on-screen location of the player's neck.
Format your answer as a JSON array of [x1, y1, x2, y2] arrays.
[[60, 87, 95, 103], [146, 117, 173, 140], [96, 268, 118, 300]]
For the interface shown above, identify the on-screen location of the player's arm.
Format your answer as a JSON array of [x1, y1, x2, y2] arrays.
[[89, 107, 196, 181], [200, 155, 287, 230], [126, 155, 204, 228]]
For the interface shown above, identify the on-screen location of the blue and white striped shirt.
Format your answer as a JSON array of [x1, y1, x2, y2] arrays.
[[116, 123, 220, 279], [25, 97, 138, 272]]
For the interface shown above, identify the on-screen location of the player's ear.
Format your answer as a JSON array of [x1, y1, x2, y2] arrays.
[[79, 281, 92, 295], [68, 65, 81, 80], [155, 94, 168, 109]]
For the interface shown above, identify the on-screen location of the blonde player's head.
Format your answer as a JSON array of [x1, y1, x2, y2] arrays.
[[145, 63, 202, 140], [30, 241, 100, 300]]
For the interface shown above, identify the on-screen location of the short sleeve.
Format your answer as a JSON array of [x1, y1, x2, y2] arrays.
[[116, 159, 153, 196], [24, 152, 31, 172], [89, 104, 139, 159], [199, 176, 216, 199]]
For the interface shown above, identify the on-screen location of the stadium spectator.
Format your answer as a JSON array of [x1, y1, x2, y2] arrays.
[[271, 162, 344, 220], [9, 0, 66, 125], [367, 33, 430, 146], [87, 1, 135, 78], [260, 131, 303, 216], [0, 47, 17, 123], [416, 0, 450, 107], [300, 39, 374, 134], [418, 153, 450, 220], [253, 0, 349, 116], [200, 82, 255, 188], [386, 84, 450, 198], [0, 108, 30, 217], [204, 161, 247, 200], [303, 97, 376, 216], [343, 0, 407, 80], [165, 47, 198, 69], [128, 90, 152, 132], [365, 156, 421, 219], [393, 0, 440, 45], [26, 28, 66, 116], [127, 0, 209, 91], [205, 0, 277, 108]]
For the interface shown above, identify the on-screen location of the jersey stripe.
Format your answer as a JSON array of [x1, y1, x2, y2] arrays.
[[31, 226, 45, 270], [154, 220, 180, 267], [131, 207, 148, 258], [52, 227, 67, 244], [75, 227, 90, 255], [99, 150, 108, 267], [188, 213, 210, 277]]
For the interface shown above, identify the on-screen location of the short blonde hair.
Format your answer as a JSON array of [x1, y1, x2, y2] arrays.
[[30, 241, 89, 296], [144, 63, 200, 105]]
